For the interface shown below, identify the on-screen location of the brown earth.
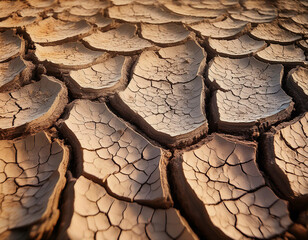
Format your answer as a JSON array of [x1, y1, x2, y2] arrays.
[[0, 0, 307, 240]]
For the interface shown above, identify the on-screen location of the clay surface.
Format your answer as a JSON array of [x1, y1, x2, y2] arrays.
[[208, 56, 293, 134], [26, 17, 92, 45], [67, 176, 197, 240], [83, 24, 152, 53], [0, 131, 69, 239], [65, 55, 131, 99], [59, 100, 171, 207], [0, 30, 24, 62], [110, 40, 208, 147], [0, 75, 67, 139], [0, 1, 307, 240]]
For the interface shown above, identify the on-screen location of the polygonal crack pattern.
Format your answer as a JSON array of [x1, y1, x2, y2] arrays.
[[171, 134, 292, 240], [262, 113, 308, 198], [0, 131, 69, 239], [0, 75, 67, 139], [0, 0, 308, 239], [67, 176, 197, 240], [110, 40, 208, 147], [64, 55, 131, 99], [59, 100, 171, 207], [208, 56, 293, 134]]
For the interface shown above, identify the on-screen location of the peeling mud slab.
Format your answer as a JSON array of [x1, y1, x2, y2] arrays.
[[140, 23, 190, 46], [163, 2, 226, 18], [208, 35, 266, 57], [230, 10, 277, 23], [0, 75, 67, 139], [190, 20, 245, 39], [110, 40, 208, 148], [0, 15, 37, 29], [0, 57, 34, 92], [58, 100, 172, 207], [170, 134, 292, 240], [286, 66, 308, 111], [256, 44, 307, 65], [250, 22, 301, 43], [64, 55, 132, 99], [56, 12, 112, 29], [0, 131, 69, 239], [0, 30, 25, 63], [108, 4, 203, 24], [66, 176, 198, 240], [0, 1, 27, 19], [279, 19, 308, 35], [83, 24, 153, 53], [208, 56, 293, 135], [261, 113, 308, 203], [26, 17, 92, 45], [34, 42, 107, 70]]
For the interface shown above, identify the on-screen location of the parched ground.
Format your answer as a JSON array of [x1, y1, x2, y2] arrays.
[[0, 0, 307, 240]]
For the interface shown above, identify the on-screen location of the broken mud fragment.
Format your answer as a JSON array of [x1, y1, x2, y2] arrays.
[[83, 24, 153, 53], [59, 100, 172, 207], [0, 30, 25, 63], [64, 55, 132, 99], [208, 56, 293, 135], [67, 176, 197, 240], [170, 134, 292, 240], [0, 131, 69, 239], [0, 57, 34, 92], [110, 40, 208, 148], [26, 17, 92, 45], [0, 75, 67, 139]]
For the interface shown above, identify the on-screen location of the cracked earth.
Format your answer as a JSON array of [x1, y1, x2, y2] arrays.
[[0, 0, 307, 240]]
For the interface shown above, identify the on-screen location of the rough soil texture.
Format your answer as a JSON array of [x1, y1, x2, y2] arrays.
[[0, 1, 307, 240]]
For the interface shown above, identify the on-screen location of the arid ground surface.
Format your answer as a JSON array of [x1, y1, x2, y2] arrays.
[[0, 0, 307, 239]]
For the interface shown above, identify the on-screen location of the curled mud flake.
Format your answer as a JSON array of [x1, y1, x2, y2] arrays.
[[140, 23, 190, 46], [108, 4, 203, 24], [173, 0, 236, 10], [0, 15, 37, 29], [59, 0, 110, 10], [292, 13, 308, 26], [299, 39, 308, 50], [67, 176, 197, 240], [230, 9, 277, 23], [171, 134, 292, 240], [256, 44, 306, 64], [163, 1, 226, 18], [110, 40, 208, 148], [0, 131, 69, 239], [59, 100, 171, 206], [208, 35, 266, 56], [286, 66, 308, 111], [26, 17, 92, 45], [111, 0, 157, 5], [26, 0, 56, 8], [65, 55, 131, 99], [83, 24, 153, 53], [242, 0, 276, 13], [212, 17, 248, 29], [208, 56, 293, 134], [34, 42, 107, 69], [56, 12, 112, 29], [0, 75, 67, 139], [0, 30, 25, 63], [0, 57, 34, 92], [0, 1, 27, 19], [190, 20, 245, 39], [250, 22, 301, 43], [279, 19, 308, 35], [262, 113, 308, 200]]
